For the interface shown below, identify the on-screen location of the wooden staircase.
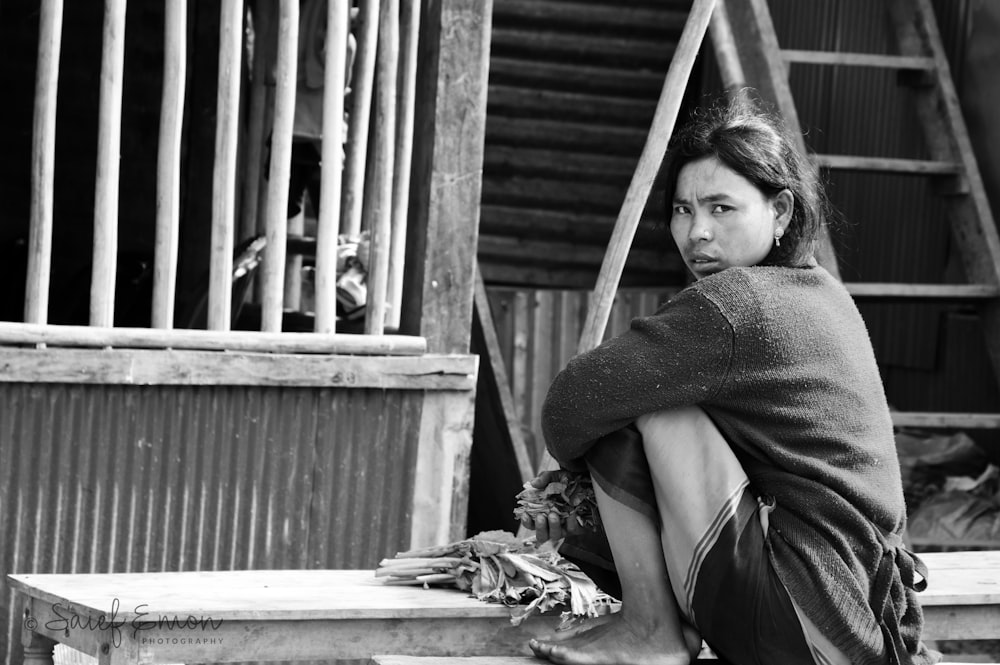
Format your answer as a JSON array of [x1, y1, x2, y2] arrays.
[[715, 0, 1000, 431]]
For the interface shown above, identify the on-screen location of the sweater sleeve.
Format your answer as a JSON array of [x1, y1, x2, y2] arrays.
[[541, 287, 735, 469]]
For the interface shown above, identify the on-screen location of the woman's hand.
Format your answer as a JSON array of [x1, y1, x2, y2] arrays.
[[518, 470, 587, 544]]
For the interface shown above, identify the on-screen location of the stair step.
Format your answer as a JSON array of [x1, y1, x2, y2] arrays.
[[782, 49, 935, 70], [891, 412, 1000, 429], [813, 154, 961, 175], [845, 283, 1000, 300]]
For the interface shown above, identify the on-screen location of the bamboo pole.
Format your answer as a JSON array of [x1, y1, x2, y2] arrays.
[[0, 321, 426, 355], [260, 0, 299, 332], [314, 0, 350, 333], [363, 0, 398, 335], [240, 2, 271, 243], [208, 0, 244, 331], [151, 0, 187, 330], [25, 0, 63, 324], [576, 0, 717, 355], [341, 0, 379, 237], [708, 0, 745, 91], [386, 0, 420, 331], [532, 0, 718, 478], [90, 0, 128, 327]]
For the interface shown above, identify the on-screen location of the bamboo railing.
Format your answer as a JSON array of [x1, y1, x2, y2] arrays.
[[16, 0, 421, 354]]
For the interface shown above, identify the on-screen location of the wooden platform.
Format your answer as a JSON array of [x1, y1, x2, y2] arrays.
[[8, 551, 1000, 663]]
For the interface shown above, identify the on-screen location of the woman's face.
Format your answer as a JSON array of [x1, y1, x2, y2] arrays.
[[670, 155, 791, 280]]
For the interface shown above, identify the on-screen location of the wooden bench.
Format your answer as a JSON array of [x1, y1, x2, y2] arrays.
[[8, 551, 999, 664]]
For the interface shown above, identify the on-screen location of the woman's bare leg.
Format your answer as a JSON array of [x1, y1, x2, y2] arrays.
[[528, 479, 700, 665]]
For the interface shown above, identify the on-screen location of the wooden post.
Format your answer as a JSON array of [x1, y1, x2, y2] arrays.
[[709, 0, 745, 91], [260, 0, 299, 332], [363, 0, 399, 335], [240, 2, 272, 244], [89, 0, 128, 327], [386, 0, 421, 331], [152, 0, 187, 329], [341, 0, 380, 238], [24, 0, 63, 325], [400, 0, 493, 354], [314, 0, 350, 333], [208, 0, 244, 331]]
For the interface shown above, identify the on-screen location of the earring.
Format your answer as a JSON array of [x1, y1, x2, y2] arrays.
[[774, 228, 784, 247]]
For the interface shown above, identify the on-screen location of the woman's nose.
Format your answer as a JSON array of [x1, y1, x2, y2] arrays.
[[690, 215, 713, 242]]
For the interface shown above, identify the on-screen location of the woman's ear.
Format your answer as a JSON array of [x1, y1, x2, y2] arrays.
[[773, 189, 794, 231]]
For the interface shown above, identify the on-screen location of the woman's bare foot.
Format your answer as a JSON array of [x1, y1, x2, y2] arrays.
[[529, 612, 697, 665]]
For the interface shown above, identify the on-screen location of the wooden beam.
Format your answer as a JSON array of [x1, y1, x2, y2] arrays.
[[491, 27, 676, 67], [342, 0, 380, 237], [489, 57, 663, 98], [813, 154, 959, 175], [0, 347, 478, 389], [401, 0, 493, 354], [491, 1, 688, 32], [846, 283, 999, 300], [0, 321, 425, 355], [474, 268, 535, 482], [486, 86, 657, 127], [891, 411, 1000, 429], [782, 50, 934, 70], [478, 235, 681, 274], [25, 0, 63, 324]]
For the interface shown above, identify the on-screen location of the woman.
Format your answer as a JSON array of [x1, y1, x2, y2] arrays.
[[524, 96, 937, 665]]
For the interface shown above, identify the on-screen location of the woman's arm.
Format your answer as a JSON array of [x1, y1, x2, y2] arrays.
[[541, 288, 735, 468]]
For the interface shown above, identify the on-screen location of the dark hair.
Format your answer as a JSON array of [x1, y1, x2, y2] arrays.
[[661, 92, 828, 268]]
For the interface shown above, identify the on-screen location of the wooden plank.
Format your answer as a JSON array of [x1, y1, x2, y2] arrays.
[[363, 0, 399, 335], [0, 348, 482, 390], [151, 0, 186, 329], [489, 57, 662, 98], [479, 205, 664, 246], [891, 411, 1000, 429], [25, 0, 63, 325], [208, 0, 244, 331], [483, 177, 649, 216], [0, 321, 426, 355], [474, 269, 534, 482], [478, 261, 676, 290], [813, 154, 960, 175], [401, 0, 492, 353], [314, 0, 350, 333], [410, 387, 478, 548], [782, 50, 935, 70], [342, 0, 379, 237], [260, 0, 299, 332], [846, 283, 1000, 300], [89, 0, 128, 327], [708, 0, 745, 91], [387, 0, 422, 330]]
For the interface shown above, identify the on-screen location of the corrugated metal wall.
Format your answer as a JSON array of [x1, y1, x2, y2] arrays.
[[485, 286, 678, 466], [480, 0, 696, 289], [0, 384, 423, 665]]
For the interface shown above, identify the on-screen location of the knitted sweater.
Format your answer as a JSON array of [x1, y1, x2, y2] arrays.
[[541, 265, 935, 665]]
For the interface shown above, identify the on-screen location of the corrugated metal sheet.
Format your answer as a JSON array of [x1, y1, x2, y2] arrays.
[[0, 384, 423, 665], [480, 0, 695, 288], [486, 285, 678, 466]]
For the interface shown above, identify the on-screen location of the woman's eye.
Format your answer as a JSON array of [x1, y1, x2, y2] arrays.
[[712, 204, 731, 214], [673, 205, 690, 215]]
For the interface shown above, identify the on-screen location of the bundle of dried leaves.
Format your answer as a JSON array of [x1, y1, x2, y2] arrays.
[[513, 470, 600, 532], [375, 530, 618, 625]]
